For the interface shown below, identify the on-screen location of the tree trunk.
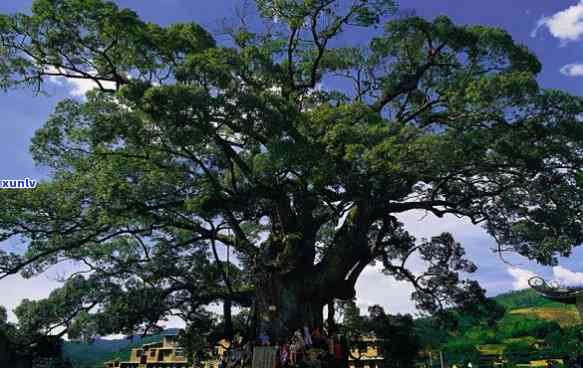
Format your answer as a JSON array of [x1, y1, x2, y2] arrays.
[[326, 302, 337, 334], [255, 273, 325, 342], [251, 203, 371, 342], [223, 298, 234, 341]]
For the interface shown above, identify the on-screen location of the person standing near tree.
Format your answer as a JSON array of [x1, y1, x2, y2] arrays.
[[259, 332, 270, 347], [333, 337, 343, 368], [289, 335, 299, 366], [280, 340, 289, 367], [304, 326, 313, 349], [290, 330, 305, 366]]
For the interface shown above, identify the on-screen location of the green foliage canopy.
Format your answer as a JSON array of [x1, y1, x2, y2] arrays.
[[0, 0, 582, 339]]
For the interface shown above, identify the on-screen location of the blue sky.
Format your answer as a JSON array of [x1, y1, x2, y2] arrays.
[[2, 0, 583, 322]]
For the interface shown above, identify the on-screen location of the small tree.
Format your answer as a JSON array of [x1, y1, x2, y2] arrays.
[[544, 326, 583, 360], [503, 341, 533, 366], [366, 306, 420, 368], [443, 341, 480, 367], [340, 300, 367, 336]]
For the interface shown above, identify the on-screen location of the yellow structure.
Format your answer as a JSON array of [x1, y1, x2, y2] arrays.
[[348, 337, 384, 368], [200, 339, 230, 368], [104, 334, 188, 368], [516, 359, 564, 367]]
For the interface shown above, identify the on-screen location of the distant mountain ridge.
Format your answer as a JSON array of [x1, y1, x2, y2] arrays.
[[64, 328, 180, 368], [492, 288, 568, 309]]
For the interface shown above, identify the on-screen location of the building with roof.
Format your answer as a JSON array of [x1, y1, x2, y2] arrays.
[[348, 337, 384, 368], [104, 333, 188, 368]]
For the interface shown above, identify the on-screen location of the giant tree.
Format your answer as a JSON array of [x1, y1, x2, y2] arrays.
[[1, 0, 583, 341]]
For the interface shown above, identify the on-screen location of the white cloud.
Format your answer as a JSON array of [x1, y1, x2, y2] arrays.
[[45, 66, 116, 98], [532, 1, 583, 42], [49, 75, 116, 98], [553, 265, 583, 286], [68, 78, 114, 97], [355, 263, 416, 315], [507, 267, 537, 290], [0, 274, 62, 322], [397, 210, 486, 240], [560, 62, 583, 77]]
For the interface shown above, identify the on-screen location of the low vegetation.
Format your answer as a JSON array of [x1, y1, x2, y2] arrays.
[[435, 289, 583, 366]]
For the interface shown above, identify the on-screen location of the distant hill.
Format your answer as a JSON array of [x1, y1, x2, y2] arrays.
[[64, 338, 137, 368], [492, 289, 580, 327], [509, 306, 580, 327], [63, 329, 180, 368], [493, 288, 567, 309], [435, 288, 583, 364]]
